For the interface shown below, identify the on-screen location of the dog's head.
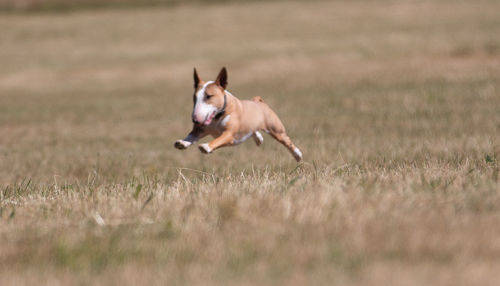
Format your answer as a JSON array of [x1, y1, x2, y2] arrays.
[[191, 67, 228, 126]]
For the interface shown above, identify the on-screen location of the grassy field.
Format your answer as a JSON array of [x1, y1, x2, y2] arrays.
[[1, 0, 500, 285]]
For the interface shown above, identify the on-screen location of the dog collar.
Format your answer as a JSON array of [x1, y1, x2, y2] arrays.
[[214, 93, 227, 120]]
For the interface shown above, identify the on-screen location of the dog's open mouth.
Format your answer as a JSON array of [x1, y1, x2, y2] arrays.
[[202, 111, 217, 126]]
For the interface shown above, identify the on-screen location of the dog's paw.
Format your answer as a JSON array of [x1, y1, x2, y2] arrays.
[[198, 143, 212, 154], [174, 140, 191, 150], [253, 131, 264, 146], [293, 147, 303, 162]]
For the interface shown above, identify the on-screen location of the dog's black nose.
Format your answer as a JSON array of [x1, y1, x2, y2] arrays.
[[192, 118, 200, 125]]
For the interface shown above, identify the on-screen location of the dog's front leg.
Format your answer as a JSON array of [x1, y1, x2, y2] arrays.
[[198, 131, 234, 154], [174, 125, 207, 150]]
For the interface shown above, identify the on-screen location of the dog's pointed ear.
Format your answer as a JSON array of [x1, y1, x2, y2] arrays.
[[215, 67, 228, 89], [193, 68, 201, 89]]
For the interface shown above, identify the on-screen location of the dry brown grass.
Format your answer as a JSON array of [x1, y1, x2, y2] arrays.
[[1, 0, 500, 285]]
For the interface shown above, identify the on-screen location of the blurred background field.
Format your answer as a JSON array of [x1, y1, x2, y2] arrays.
[[0, 0, 500, 285], [0, 0, 254, 11]]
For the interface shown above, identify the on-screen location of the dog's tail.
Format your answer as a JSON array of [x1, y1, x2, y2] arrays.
[[251, 96, 264, 103]]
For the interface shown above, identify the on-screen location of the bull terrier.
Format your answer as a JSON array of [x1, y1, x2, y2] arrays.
[[174, 67, 303, 162]]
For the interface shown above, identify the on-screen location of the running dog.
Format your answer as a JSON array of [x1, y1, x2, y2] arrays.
[[174, 67, 303, 162]]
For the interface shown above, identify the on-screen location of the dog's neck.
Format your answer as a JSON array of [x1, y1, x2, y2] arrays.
[[213, 92, 227, 120]]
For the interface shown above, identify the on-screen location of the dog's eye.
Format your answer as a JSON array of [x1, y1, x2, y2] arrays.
[[205, 94, 213, 99]]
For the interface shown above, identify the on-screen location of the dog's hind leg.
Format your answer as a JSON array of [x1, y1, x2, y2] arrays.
[[253, 131, 263, 146], [269, 131, 302, 162], [263, 107, 303, 162]]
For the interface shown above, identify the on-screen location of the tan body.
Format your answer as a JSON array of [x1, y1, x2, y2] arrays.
[[174, 68, 302, 162]]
